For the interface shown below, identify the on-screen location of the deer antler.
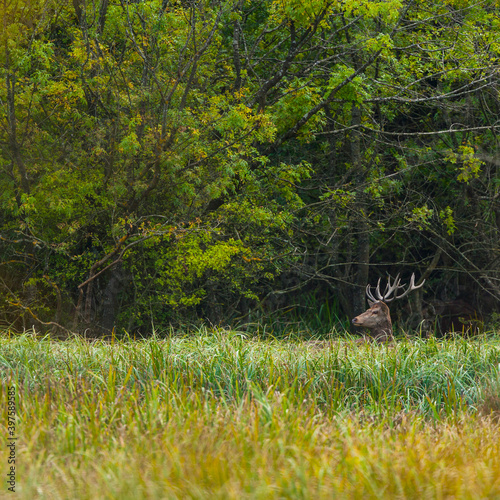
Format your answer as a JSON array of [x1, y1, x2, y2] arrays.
[[366, 273, 425, 303]]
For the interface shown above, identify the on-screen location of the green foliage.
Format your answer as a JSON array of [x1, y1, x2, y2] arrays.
[[273, 80, 325, 140], [439, 206, 457, 235], [124, 227, 248, 323], [406, 205, 434, 231], [445, 144, 485, 183], [328, 65, 368, 103], [1, 0, 500, 332]]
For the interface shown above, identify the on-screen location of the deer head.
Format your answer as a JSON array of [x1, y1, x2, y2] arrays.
[[352, 273, 425, 342]]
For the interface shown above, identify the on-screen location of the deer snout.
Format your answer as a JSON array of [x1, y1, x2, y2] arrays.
[[352, 316, 359, 325]]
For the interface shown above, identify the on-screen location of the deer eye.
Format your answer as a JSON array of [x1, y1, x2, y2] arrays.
[[372, 310, 378, 314]]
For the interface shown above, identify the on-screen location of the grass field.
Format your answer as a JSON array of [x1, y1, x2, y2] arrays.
[[1, 328, 500, 499]]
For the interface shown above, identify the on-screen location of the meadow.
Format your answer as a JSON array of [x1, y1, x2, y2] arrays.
[[1, 328, 500, 499]]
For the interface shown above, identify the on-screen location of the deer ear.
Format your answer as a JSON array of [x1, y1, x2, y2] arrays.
[[367, 299, 376, 307]]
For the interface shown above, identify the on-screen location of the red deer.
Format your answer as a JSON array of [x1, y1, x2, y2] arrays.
[[422, 299, 483, 336], [352, 273, 425, 342]]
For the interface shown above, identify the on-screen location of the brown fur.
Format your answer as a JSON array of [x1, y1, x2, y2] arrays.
[[422, 299, 483, 336], [352, 301, 393, 343]]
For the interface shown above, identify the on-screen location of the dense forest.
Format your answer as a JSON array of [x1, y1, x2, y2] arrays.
[[1, 0, 500, 335]]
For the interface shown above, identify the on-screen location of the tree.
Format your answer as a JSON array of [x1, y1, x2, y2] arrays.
[[1, 0, 499, 334]]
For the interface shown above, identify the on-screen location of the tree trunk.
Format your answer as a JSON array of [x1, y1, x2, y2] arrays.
[[351, 104, 370, 318], [100, 263, 127, 333]]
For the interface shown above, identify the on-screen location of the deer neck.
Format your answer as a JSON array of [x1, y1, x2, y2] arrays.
[[371, 314, 393, 343]]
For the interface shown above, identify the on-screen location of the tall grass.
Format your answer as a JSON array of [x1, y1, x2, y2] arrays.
[[1, 328, 500, 498], [250, 292, 348, 336]]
